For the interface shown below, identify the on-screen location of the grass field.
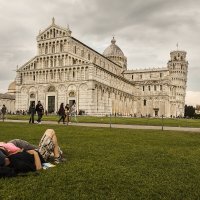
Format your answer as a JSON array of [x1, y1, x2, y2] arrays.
[[1, 122, 200, 199], [6, 114, 200, 128]]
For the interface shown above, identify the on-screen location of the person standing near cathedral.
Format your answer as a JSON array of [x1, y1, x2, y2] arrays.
[[58, 103, 66, 124], [35, 101, 44, 124], [29, 102, 36, 124], [1, 105, 7, 122], [65, 104, 70, 125], [70, 102, 77, 123]]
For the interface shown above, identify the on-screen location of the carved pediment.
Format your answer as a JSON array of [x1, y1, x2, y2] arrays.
[[18, 57, 38, 71], [37, 19, 72, 41]]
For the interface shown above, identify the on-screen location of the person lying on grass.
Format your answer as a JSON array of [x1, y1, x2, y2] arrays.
[[10, 129, 63, 164], [0, 129, 64, 173], [0, 146, 44, 173]]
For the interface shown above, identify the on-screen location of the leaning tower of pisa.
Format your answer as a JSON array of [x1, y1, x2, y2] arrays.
[[167, 50, 188, 117]]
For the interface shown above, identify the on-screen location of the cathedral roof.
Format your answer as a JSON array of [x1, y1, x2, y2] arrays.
[[124, 67, 168, 73], [103, 37, 125, 57], [0, 93, 15, 100]]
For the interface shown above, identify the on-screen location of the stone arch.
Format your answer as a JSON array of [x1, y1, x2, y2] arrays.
[[79, 83, 88, 91], [47, 85, 56, 92], [67, 84, 77, 92], [29, 86, 36, 93], [20, 86, 28, 94]]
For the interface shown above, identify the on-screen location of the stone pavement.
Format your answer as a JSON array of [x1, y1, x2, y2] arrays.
[[3, 119, 200, 133]]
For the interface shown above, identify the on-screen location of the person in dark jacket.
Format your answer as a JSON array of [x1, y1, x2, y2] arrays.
[[0, 148, 43, 173], [0, 129, 64, 174], [35, 101, 44, 124], [29, 102, 36, 124], [1, 105, 7, 122], [58, 103, 66, 124]]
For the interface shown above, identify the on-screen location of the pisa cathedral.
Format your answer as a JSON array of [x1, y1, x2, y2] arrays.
[[12, 18, 188, 117]]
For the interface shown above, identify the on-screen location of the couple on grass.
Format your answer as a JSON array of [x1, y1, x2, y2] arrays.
[[0, 129, 64, 177]]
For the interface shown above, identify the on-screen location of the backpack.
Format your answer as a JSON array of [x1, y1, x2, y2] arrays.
[[0, 166, 16, 178]]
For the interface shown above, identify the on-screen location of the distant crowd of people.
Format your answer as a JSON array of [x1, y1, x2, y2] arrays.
[[28, 101, 77, 125], [0, 100, 78, 124]]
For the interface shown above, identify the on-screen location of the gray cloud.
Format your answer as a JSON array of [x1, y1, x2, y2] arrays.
[[0, 0, 200, 104]]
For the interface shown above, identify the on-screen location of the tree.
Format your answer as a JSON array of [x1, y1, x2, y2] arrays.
[[184, 105, 196, 118]]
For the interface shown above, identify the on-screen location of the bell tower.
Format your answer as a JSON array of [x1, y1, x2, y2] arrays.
[[168, 49, 188, 117]]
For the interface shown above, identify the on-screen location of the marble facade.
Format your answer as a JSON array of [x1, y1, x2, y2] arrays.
[[14, 19, 188, 117]]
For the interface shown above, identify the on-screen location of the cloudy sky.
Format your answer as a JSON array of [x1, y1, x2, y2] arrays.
[[0, 0, 199, 106]]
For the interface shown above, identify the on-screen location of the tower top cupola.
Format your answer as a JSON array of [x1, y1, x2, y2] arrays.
[[170, 50, 187, 62]]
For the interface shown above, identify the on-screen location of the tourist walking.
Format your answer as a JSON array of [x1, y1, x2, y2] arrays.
[[1, 105, 7, 122], [28, 102, 36, 124], [65, 104, 70, 125], [36, 101, 44, 124], [58, 103, 66, 124]]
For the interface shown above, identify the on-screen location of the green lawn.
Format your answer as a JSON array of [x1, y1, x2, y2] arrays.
[[6, 114, 200, 128], [1, 122, 200, 199]]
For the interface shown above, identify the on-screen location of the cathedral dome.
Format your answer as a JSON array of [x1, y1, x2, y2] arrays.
[[103, 37, 124, 57], [7, 81, 16, 94], [103, 37, 127, 69]]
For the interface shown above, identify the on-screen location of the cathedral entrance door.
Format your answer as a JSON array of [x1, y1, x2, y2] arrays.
[[69, 100, 76, 107], [153, 108, 159, 117], [48, 96, 55, 113], [30, 100, 35, 106]]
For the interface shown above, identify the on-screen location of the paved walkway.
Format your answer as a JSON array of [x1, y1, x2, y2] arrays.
[[3, 119, 200, 133]]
